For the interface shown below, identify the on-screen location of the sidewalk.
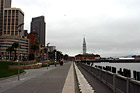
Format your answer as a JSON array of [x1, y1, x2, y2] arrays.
[[0, 63, 71, 93], [62, 62, 75, 93], [77, 65, 113, 93]]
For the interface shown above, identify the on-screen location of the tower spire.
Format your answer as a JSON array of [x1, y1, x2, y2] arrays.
[[83, 36, 86, 54]]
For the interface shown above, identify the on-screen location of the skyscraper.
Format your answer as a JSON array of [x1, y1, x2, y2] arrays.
[[3, 0, 11, 8], [83, 37, 87, 54], [31, 16, 46, 46], [0, 0, 11, 35]]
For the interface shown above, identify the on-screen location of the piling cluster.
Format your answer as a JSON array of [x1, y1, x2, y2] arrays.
[[95, 65, 140, 81], [133, 71, 140, 81], [95, 65, 117, 74]]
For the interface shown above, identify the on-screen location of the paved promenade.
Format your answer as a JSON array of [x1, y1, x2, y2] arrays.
[[77, 65, 113, 93], [0, 62, 72, 93]]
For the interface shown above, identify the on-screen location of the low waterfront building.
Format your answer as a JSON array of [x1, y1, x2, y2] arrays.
[[0, 35, 29, 60], [75, 53, 100, 61], [132, 55, 140, 59]]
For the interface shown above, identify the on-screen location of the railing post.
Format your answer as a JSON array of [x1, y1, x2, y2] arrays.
[[113, 74, 116, 93], [105, 71, 107, 86], [126, 78, 130, 93]]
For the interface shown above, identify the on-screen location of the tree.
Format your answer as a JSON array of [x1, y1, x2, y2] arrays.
[[30, 44, 39, 60], [57, 51, 63, 60], [63, 54, 69, 61], [12, 42, 19, 61], [6, 46, 14, 60], [47, 50, 63, 61]]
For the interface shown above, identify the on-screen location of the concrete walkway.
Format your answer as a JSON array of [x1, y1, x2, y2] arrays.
[[0, 62, 71, 93], [74, 63, 94, 93], [62, 62, 75, 93], [77, 65, 113, 93]]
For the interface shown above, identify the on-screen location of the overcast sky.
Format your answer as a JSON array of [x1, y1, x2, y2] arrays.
[[12, 0, 140, 57]]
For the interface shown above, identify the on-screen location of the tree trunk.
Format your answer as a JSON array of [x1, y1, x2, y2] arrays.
[[14, 50, 17, 61]]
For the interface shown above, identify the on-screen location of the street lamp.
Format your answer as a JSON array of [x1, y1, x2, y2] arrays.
[[47, 43, 50, 60], [16, 23, 24, 81], [55, 50, 57, 67], [46, 43, 50, 69]]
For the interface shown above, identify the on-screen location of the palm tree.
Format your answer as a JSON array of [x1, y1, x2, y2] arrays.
[[12, 42, 19, 60], [30, 44, 39, 60], [6, 46, 14, 60]]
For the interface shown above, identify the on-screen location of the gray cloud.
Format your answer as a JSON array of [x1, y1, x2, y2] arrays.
[[13, 0, 140, 57]]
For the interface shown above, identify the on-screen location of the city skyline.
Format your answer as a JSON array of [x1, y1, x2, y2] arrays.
[[12, 0, 140, 57]]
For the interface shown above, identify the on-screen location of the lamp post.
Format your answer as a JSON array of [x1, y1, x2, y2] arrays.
[[55, 50, 57, 67], [47, 43, 50, 60], [16, 23, 24, 81], [46, 43, 50, 69]]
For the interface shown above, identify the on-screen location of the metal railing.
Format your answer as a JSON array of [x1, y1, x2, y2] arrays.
[[78, 63, 140, 93]]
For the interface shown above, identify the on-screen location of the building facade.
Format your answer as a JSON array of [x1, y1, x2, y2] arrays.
[[0, 35, 29, 60], [3, 0, 11, 8], [48, 46, 56, 52], [0, 0, 11, 35], [75, 54, 100, 61], [27, 31, 40, 60], [23, 30, 28, 37], [31, 16, 46, 46], [0, 0, 29, 61], [3, 8, 24, 36]]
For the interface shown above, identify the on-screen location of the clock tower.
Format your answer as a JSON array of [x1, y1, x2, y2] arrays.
[[83, 37, 86, 54]]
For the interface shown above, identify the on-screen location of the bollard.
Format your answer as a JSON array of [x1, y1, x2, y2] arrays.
[[133, 71, 137, 80], [106, 66, 111, 71], [112, 67, 116, 73], [109, 66, 111, 72], [118, 68, 123, 76], [103, 66, 106, 70], [123, 68, 127, 77], [98, 66, 102, 69], [128, 70, 131, 78], [136, 72, 140, 81], [123, 68, 131, 78], [106, 66, 108, 71]]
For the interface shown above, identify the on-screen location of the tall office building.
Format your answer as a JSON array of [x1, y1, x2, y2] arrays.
[[3, 0, 11, 8], [0, 0, 24, 36], [3, 8, 24, 36], [0, 0, 11, 35], [31, 16, 46, 46]]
